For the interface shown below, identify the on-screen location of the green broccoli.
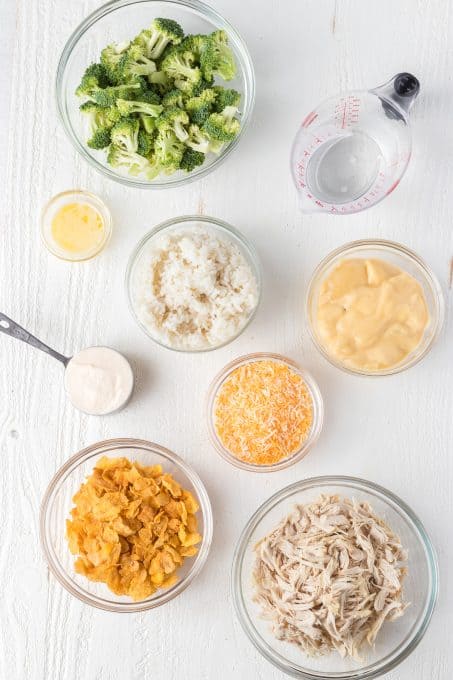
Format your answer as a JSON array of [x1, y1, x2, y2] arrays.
[[154, 128, 185, 168], [203, 106, 240, 142], [180, 34, 209, 59], [200, 30, 236, 81], [212, 86, 240, 112], [185, 89, 216, 125], [116, 98, 163, 117], [190, 77, 214, 97], [186, 124, 210, 154], [156, 106, 189, 141], [87, 127, 112, 149], [80, 100, 121, 130], [145, 154, 162, 180], [140, 113, 157, 134], [180, 147, 205, 172], [132, 18, 184, 60], [92, 83, 142, 108], [137, 129, 154, 157], [107, 144, 152, 176], [77, 19, 241, 180], [110, 118, 140, 153], [148, 70, 172, 94], [75, 63, 111, 98], [117, 44, 157, 81], [162, 88, 185, 108], [101, 41, 130, 83], [161, 48, 202, 93]]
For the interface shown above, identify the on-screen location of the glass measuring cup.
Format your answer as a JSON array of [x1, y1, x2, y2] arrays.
[[291, 73, 420, 214]]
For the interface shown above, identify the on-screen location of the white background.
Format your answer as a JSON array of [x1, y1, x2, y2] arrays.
[[1, 1, 452, 679]]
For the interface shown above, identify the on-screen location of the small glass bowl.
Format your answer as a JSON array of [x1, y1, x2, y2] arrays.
[[306, 239, 445, 376], [40, 438, 213, 612], [232, 476, 438, 679], [41, 189, 112, 262], [56, 0, 255, 189], [125, 215, 262, 352], [206, 353, 324, 472]]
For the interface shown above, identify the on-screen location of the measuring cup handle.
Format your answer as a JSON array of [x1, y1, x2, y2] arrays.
[[0, 312, 69, 366]]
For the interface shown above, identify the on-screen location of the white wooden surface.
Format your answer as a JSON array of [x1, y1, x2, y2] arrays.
[[1, 1, 452, 678]]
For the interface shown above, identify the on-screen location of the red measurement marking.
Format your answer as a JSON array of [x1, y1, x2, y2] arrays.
[[302, 111, 318, 128], [386, 179, 400, 195]]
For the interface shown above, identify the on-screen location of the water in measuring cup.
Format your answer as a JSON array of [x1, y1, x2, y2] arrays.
[[306, 131, 383, 204]]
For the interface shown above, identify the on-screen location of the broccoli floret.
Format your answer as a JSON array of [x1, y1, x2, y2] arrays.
[[180, 147, 205, 172], [132, 18, 184, 61], [154, 128, 184, 168], [137, 129, 154, 156], [203, 106, 240, 142], [107, 144, 152, 176], [156, 106, 189, 141], [148, 70, 172, 94], [117, 44, 157, 81], [180, 34, 209, 59], [92, 83, 142, 107], [161, 48, 202, 93], [116, 98, 163, 117], [200, 30, 236, 81], [110, 118, 139, 152], [189, 77, 214, 97], [134, 87, 161, 104], [162, 88, 184, 108], [80, 101, 121, 131], [140, 113, 157, 134], [212, 86, 240, 112], [145, 154, 162, 180], [87, 127, 112, 149], [185, 89, 216, 125], [75, 62, 111, 98], [185, 123, 210, 154], [101, 41, 130, 83]]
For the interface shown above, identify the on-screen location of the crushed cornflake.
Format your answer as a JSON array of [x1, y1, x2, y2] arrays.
[[213, 359, 313, 466], [66, 456, 201, 601]]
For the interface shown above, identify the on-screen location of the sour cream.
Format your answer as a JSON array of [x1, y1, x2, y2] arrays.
[[64, 347, 134, 415]]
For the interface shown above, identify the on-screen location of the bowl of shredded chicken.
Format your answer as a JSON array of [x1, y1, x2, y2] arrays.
[[232, 477, 438, 678]]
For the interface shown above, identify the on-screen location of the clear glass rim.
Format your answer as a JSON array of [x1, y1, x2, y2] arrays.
[[305, 239, 445, 376], [40, 189, 113, 262], [125, 214, 262, 352], [232, 475, 439, 679], [55, 0, 256, 189], [40, 437, 214, 612], [206, 352, 324, 472]]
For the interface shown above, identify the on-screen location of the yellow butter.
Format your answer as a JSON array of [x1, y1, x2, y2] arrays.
[[51, 202, 104, 254]]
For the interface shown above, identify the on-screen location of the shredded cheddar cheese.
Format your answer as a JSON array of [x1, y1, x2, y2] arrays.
[[213, 359, 313, 466]]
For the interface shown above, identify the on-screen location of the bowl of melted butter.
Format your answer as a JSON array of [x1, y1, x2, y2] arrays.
[[41, 189, 112, 262]]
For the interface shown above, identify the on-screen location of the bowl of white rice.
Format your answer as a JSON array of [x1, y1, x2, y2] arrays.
[[126, 215, 261, 352]]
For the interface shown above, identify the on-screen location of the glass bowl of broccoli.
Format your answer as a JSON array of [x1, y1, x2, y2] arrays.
[[56, 0, 255, 188]]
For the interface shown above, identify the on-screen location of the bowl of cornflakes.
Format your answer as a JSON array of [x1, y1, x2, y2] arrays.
[[40, 438, 213, 612]]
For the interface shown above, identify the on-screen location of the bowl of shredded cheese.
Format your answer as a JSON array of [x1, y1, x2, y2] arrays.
[[126, 215, 261, 352], [206, 353, 323, 472]]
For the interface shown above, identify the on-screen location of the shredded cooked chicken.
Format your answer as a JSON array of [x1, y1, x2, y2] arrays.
[[253, 494, 408, 660]]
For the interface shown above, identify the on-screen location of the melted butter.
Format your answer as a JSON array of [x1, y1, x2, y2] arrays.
[[51, 202, 104, 254], [316, 258, 429, 371]]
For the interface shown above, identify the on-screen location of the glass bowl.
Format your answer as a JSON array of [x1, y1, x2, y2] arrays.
[[306, 240, 445, 376], [206, 353, 324, 472], [41, 189, 112, 262], [232, 476, 438, 679], [40, 438, 213, 612], [125, 215, 262, 352], [56, 0, 255, 188]]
